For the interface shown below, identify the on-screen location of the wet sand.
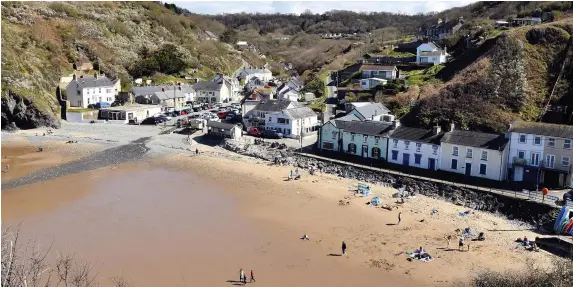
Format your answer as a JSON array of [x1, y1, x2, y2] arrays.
[[2, 143, 557, 286]]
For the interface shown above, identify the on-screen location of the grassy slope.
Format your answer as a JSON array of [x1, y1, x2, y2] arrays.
[[403, 18, 573, 133], [1, 1, 242, 119]]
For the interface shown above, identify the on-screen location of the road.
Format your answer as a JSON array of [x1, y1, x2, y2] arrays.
[[324, 71, 338, 121]]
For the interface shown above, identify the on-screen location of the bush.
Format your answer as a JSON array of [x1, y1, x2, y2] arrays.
[[129, 44, 187, 78], [48, 2, 78, 17]]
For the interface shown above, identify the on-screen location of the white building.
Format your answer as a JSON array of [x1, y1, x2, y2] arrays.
[[345, 102, 391, 121], [132, 84, 195, 103], [416, 42, 448, 64], [245, 99, 297, 129], [507, 121, 573, 188], [237, 68, 273, 82], [193, 80, 232, 103], [266, 107, 318, 138], [440, 129, 509, 181], [360, 78, 387, 89], [66, 74, 116, 108], [387, 124, 443, 171], [361, 65, 398, 80]]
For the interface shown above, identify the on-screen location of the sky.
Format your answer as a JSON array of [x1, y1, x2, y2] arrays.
[[173, 0, 476, 15]]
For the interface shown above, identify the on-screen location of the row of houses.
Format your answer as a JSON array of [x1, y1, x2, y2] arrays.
[[319, 103, 573, 188]]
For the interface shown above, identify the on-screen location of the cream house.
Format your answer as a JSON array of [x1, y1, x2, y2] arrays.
[[440, 129, 509, 181], [387, 124, 443, 170]]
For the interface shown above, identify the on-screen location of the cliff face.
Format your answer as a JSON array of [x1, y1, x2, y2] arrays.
[[1, 1, 243, 130], [406, 19, 573, 133], [1, 90, 60, 130]]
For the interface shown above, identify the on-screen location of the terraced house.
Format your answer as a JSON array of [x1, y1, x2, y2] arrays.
[[507, 121, 573, 188], [387, 123, 444, 171]]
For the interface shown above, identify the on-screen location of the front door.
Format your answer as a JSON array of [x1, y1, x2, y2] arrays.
[[362, 145, 368, 158], [403, 153, 410, 166], [428, 158, 436, 170], [465, 163, 472, 176]]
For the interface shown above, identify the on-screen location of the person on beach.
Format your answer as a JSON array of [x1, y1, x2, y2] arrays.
[[301, 234, 310, 240], [289, 170, 294, 179], [4, 164, 8, 173], [240, 268, 245, 282], [446, 235, 452, 250], [397, 212, 402, 225], [250, 270, 255, 283], [459, 237, 465, 251], [467, 243, 471, 252], [342, 241, 347, 255], [195, 148, 199, 155]]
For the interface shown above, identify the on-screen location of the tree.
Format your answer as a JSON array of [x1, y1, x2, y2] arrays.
[[220, 28, 238, 44]]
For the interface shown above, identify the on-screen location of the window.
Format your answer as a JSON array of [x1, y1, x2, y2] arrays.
[[479, 164, 487, 175], [565, 140, 571, 149], [466, 148, 473, 158], [481, 151, 488, 161], [286, 119, 290, 124], [432, 145, 438, 155], [393, 139, 398, 148], [107, 89, 112, 93], [348, 143, 357, 154], [416, 143, 422, 152], [453, 146, 459, 156], [351, 133, 355, 141], [517, 150, 525, 159], [77, 90, 80, 95], [87, 98, 91, 104], [391, 150, 398, 161], [372, 147, 381, 159], [278, 118, 287, 124], [451, 159, 458, 170], [563, 157, 570, 166], [548, 138, 555, 147], [98, 88, 101, 93], [533, 136, 541, 145], [375, 137, 380, 145], [268, 117, 271, 122], [404, 141, 410, 150], [332, 131, 337, 140], [363, 135, 368, 143], [414, 154, 422, 165], [519, 134, 526, 143], [531, 152, 540, 166], [546, 154, 555, 168], [77, 101, 82, 106]]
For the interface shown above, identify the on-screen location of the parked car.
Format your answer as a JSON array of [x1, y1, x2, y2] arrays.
[[94, 102, 111, 109], [156, 116, 168, 123], [141, 117, 160, 125], [217, 107, 227, 112], [225, 114, 235, 121], [161, 113, 173, 121], [262, 129, 283, 139], [231, 103, 241, 109], [248, 127, 263, 137], [217, 111, 228, 119]]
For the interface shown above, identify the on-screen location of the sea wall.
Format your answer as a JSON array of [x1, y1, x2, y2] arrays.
[[221, 139, 558, 228]]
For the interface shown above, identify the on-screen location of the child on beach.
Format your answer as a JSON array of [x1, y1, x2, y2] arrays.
[[250, 270, 255, 282]]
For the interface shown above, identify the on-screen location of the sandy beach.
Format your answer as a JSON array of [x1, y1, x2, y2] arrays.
[[1, 126, 559, 286]]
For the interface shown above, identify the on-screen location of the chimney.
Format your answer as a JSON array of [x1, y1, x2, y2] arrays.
[[392, 120, 400, 129], [449, 122, 455, 132], [432, 126, 441, 135]]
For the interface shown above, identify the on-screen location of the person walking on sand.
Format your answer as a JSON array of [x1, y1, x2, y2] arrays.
[[4, 164, 8, 173], [446, 235, 452, 250], [397, 212, 402, 225], [195, 148, 199, 155], [250, 270, 255, 283], [240, 268, 245, 282], [458, 237, 465, 251], [342, 241, 347, 255], [289, 170, 294, 179]]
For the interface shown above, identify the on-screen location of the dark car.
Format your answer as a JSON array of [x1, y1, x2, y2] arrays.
[[262, 129, 283, 139], [141, 117, 160, 125], [156, 116, 168, 122]]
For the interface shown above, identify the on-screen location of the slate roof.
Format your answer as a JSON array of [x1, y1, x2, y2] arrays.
[[208, 121, 239, 130], [132, 85, 194, 96], [389, 126, 443, 144], [351, 103, 390, 119], [193, 81, 222, 92], [253, 100, 293, 112], [153, 90, 186, 100], [280, 107, 317, 119], [510, 121, 573, 139], [335, 120, 394, 136], [331, 114, 360, 125], [69, 76, 114, 89], [360, 65, 397, 71], [441, 130, 508, 151]]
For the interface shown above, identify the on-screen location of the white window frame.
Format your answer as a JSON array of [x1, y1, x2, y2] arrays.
[[564, 139, 571, 149], [562, 157, 570, 167], [375, 136, 379, 145], [453, 146, 459, 156], [546, 154, 555, 168], [548, 138, 555, 147], [518, 134, 526, 143], [351, 133, 355, 142], [416, 143, 422, 152], [404, 141, 410, 150], [393, 139, 398, 148], [332, 131, 337, 140], [432, 145, 438, 155], [533, 136, 541, 145], [481, 151, 488, 161], [363, 135, 367, 143], [531, 152, 540, 166], [466, 148, 473, 159], [517, 150, 525, 159]]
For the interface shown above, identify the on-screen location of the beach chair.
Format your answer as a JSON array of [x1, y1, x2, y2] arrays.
[[357, 183, 371, 196]]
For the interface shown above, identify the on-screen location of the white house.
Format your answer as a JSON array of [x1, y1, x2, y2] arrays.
[[345, 102, 391, 121], [266, 107, 318, 138], [416, 42, 448, 64], [507, 121, 573, 188], [387, 124, 443, 170], [212, 74, 241, 102], [361, 65, 398, 80], [237, 68, 273, 82], [193, 80, 232, 103], [245, 76, 266, 93], [360, 78, 387, 89], [132, 84, 195, 103], [244, 99, 297, 128], [276, 77, 304, 101], [440, 129, 509, 181], [66, 74, 116, 108]]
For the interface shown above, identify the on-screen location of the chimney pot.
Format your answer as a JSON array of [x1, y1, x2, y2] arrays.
[[432, 126, 441, 135], [449, 122, 455, 132]]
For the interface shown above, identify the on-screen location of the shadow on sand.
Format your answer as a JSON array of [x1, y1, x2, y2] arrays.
[[226, 280, 246, 286], [328, 253, 342, 256]]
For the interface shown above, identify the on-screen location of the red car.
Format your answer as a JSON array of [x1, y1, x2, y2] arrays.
[[217, 111, 228, 119], [248, 127, 263, 136]]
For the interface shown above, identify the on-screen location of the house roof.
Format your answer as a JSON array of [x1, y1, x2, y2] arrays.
[[331, 113, 360, 125], [153, 90, 186, 100], [509, 121, 573, 139], [68, 76, 114, 89], [351, 103, 390, 119], [336, 120, 394, 136], [132, 85, 194, 96], [278, 107, 317, 120], [441, 130, 508, 150], [193, 81, 222, 92], [253, 99, 294, 112], [208, 121, 239, 129], [360, 65, 397, 71], [389, 126, 443, 144], [247, 76, 265, 86], [418, 42, 440, 50]]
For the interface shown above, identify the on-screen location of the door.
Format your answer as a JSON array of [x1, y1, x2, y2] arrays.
[[362, 145, 368, 158], [465, 163, 472, 176], [428, 158, 436, 170], [403, 153, 410, 166]]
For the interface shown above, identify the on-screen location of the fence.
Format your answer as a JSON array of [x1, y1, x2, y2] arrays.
[[298, 152, 566, 208]]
